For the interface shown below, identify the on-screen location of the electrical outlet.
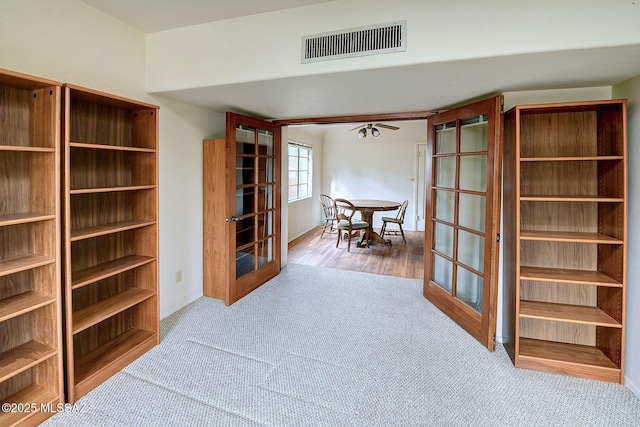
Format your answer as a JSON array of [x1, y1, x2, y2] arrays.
[[175, 269, 182, 283]]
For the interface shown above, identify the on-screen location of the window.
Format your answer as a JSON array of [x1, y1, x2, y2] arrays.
[[288, 142, 312, 201]]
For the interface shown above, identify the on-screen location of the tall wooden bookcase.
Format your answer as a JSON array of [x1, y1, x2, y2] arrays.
[[503, 99, 627, 383], [62, 84, 159, 402], [0, 69, 64, 426]]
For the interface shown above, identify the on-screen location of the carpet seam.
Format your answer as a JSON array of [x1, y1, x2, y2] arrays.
[[120, 371, 270, 426], [186, 339, 275, 366]]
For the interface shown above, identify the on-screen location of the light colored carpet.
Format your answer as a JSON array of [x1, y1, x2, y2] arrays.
[[42, 264, 640, 426]]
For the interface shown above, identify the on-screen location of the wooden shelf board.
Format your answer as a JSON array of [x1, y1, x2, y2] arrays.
[[0, 145, 55, 152], [0, 341, 57, 382], [74, 328, 156, 388], [0, 255, 56, 278], [520, 195, 624, 202], [520, 230, 623, 244], [518, 338, 619, 371], [70, 219, 156, 241], [0, 212, 55, 227], [519, 300, 621, 327], [520, 156, 623, 162], [70, 185, 156, 195], [0, 384, 59, 427], [0, 291, 56, 322], [70, 141, 156, 153], [520, 266, 622, 287], [72, 255, 156, 290], [72, 288, 155, 334]]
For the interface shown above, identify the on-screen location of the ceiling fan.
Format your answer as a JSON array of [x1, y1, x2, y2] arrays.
[[349, 123, 400, 139]]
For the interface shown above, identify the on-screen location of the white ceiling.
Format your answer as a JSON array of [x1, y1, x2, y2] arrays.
[[81, 0, 336, 33], [80, 1, 640, 120]]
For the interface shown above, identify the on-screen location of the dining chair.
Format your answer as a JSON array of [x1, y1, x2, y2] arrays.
[[334, 198, 369, 251], [319, 194, 339, 237], [380, 199, 408, 243]]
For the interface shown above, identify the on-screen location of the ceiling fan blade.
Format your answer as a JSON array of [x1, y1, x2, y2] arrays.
[[348, 124, 365, 131], [375, 123, 400, 130]]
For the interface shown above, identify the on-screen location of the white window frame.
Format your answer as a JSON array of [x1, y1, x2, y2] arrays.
[[288, 142, 312, 202]]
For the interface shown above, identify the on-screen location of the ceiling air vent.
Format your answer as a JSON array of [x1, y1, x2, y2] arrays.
[[302, 21, 406, 63]]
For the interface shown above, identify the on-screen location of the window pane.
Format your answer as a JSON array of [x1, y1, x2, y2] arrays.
[[460, 155, 487, 192], [435, 121, 456, 154], [288, 146, 298, 156], [288, 171, 298, 186], [433, 222, 454, 257], [435, 156, 456, 188], [457, 229, 485, 273], [459, 193, 486, 232], [434, 190, 455, 223], [289, 156, 298, 171], [259, 130, 273, 155], [456, 266, 483, 313], [298, 184, 308, 198], [432, 254, 453, 293], [460, 114, 488, 152]]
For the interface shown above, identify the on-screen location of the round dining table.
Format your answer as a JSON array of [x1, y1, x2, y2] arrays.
[[348, 199, 401, 246]]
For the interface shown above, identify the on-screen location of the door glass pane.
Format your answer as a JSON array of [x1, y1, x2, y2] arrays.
[[432, 254, 453, 293], [433, 222, 454, 258], [236, 246, 255, 279], [434, 190, 455, 223], [235, 217, 254, 247], [258, 130, 273, 155], [259, 157, 273, 183], [435, 157, 456, 188], [456, 266, 483, 313], [236, 156, 254, 185], [257, 212, 273, 238], [459, 193, 486, 232], [258, 185, 273, 211], [235, 187, 255, 217], [435, 121, 456, 154], [459, 155, 487, 192], [236, 126, 255, 155], [460, 114, 488, 152], [258, 237, 273, 267], [457, 229, 485, 273]]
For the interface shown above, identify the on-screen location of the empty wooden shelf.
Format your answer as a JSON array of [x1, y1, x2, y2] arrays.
[[0, 68, 64, 426], [503, 99, 627, 383], [63, 84, 159, 403]]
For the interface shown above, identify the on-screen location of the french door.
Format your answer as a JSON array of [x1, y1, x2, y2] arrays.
[[424, 96, 503, 350], [226, 112, 281, 305]]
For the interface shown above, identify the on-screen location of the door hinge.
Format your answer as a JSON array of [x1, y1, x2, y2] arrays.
[[496, 233, 500, 242]]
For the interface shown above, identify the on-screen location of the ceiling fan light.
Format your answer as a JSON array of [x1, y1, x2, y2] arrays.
[[358, 128, 367, 139], [371, 127, 380, 138]]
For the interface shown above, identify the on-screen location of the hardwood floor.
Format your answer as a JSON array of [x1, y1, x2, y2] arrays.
[[287, 226, 425, 280]]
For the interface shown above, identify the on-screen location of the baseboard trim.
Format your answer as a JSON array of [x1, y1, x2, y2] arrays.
[[626, 375, 640, 398], [288, 225, 321, 243]]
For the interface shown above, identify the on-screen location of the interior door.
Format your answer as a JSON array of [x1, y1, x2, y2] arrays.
[[424, 96, 503, 350], [227, 112, 281, 305]]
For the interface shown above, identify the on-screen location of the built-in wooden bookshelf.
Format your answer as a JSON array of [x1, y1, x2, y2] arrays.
[[63, 84, 159, 403], [0, 68, 64, 426], [503, 99, 627, 383]]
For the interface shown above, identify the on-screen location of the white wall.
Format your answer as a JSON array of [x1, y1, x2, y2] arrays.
[[146, 0, 640, 94], [321, 121, 425, 229], [286, 127, 325, 242], [613, 76, 640, 398], [0, 0, 222, 319]]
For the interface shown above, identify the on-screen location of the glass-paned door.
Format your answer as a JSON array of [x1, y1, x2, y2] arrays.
[[227, 113, 281, 305], [424, 96, 503, 350]]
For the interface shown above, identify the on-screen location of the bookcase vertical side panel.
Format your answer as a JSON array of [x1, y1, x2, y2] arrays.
[[502, 109, 518, 361]]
